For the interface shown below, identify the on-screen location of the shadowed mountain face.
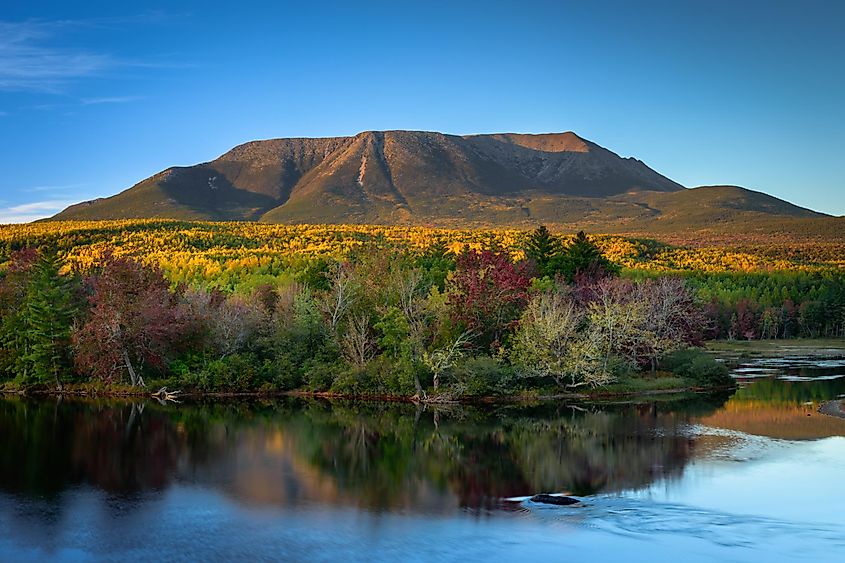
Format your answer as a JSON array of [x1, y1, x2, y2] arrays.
[[52, 130, 825, 229]]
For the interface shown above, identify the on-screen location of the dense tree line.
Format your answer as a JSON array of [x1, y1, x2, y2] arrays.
[[6, 227, 832, 397], [0, 229, 725, 396], [689, 273, 845, 340]]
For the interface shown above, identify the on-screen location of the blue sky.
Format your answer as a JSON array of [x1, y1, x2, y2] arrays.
[[1, 0, 843, 222]]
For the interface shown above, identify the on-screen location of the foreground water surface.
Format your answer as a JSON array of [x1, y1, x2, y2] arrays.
[[2, 353, 845, 562]]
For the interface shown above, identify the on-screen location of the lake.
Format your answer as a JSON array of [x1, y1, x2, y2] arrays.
[[1, 353, 844, 562]]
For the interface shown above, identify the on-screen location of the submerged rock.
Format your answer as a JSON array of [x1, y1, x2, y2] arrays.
[[819, 400, 845, 420], [530, 494, 582, 506]]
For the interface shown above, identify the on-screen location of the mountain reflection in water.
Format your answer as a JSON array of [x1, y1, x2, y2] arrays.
[[2, 362, 845, 562], [0, 394, 734, 511]]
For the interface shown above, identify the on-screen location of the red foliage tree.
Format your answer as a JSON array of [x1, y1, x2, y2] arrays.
[[447, 250, 532, 352], [72, 254, 189, 386], [702, 297, 729, 340], [730, 299, 760, 340]]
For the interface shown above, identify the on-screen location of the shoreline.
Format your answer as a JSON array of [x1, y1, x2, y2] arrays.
[[819, 400, 845, 420], [0, 382, 736, 404]]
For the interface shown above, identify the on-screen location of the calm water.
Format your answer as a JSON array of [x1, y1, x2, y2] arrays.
[[2, 356, 845, 562]]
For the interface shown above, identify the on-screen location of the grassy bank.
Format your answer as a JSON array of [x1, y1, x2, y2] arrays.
[[0, 372, 734, 404]]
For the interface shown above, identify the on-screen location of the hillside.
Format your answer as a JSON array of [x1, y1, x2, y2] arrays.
[[51, 130, 828, 235]]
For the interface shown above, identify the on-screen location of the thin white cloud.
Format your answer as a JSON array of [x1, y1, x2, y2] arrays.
[[21, 182, 89, 193], [81, 95, 142, 105], [28, 103, 62, 110], [69, 12, 177, 30], [0, 15, 186, 93], [0, 199, 76, 223], [0, 20, 113, 92], [8, 199, 74, 213], [0, 213, 50, 224]]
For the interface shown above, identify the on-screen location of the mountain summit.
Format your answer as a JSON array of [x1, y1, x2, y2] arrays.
[[54, 131, 683, 223], [52, 130, 822, 231]]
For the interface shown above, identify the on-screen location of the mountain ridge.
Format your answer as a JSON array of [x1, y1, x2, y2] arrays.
[[52, 130, 826, 233]]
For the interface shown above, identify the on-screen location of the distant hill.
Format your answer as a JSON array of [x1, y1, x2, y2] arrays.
[[52, 130, 828, 235]]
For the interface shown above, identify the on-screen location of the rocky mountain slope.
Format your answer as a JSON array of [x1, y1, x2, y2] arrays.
[[52, 130, 825, 232]]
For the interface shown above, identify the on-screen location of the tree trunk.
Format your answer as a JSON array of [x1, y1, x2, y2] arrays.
[[433, 371, 440, 391], [122, 349, 144, 387], [413, 373, 423, 398]]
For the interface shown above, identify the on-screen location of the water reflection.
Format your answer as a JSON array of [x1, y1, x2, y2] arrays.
[[5, 356, 845, 561], [698, 358, 845, 440], [0, 393, 737, 512]]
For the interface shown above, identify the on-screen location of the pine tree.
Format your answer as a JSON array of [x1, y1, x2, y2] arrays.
[[525, 225, 563, 277], [0, 249, 38, 380], [19, 252, 77, 388], [549, 231, 619, 282]]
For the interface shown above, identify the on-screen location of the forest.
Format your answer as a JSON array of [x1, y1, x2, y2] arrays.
[[0, 221, 843, 398]]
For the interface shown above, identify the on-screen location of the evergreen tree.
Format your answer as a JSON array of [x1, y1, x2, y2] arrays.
[[19, 252, 78, 388], [549, 231, 619, 282], [0, 249, 38, 380], [524, 225, 563, 277]]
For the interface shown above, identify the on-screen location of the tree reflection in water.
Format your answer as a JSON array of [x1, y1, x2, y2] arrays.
[[0, 393, 736, 512]]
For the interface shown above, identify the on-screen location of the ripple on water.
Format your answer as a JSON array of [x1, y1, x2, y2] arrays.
[[513, 493, 845, 560], [590, 497, 841, 551]]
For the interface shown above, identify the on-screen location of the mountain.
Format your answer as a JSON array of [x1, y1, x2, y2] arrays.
[[52, 130, 826, 234], [54, 131, 681, 221]]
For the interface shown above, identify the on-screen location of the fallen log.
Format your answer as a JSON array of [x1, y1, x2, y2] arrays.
[[151, 387, 182, 403]]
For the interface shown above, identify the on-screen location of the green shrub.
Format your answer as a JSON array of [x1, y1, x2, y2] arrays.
[[605, 355, 637, 381], [182, 353, 272, 391], [302, 360, 339, 391], [451, 355, 514, 397], [368, 355, 419, 395], [687, 355, 733, 386], [331, 367, 374, 395], [267, 356, 302, 391], [331, 356, 419, 396], [660, 348, 732, 386]]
